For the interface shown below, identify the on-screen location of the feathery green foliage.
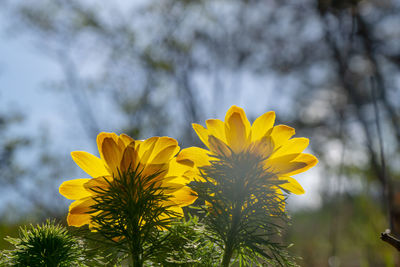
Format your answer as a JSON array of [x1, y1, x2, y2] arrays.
[[0, 220, 85, 267], [149, 215, 221, 266], [190, 152, 296, 266], [88, 166, 181, 267]]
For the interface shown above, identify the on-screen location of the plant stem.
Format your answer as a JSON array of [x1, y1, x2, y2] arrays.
[[131, 252, 142, 267], [221, 242, 234, 267], [221, 203, 241, 267], [129, 239, 143, 267]]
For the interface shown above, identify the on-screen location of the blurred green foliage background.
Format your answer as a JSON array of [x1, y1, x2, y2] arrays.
[[0, 0, 400, 265]]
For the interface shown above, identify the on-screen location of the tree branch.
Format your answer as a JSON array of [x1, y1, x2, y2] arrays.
[[381, 230, 400, 252]]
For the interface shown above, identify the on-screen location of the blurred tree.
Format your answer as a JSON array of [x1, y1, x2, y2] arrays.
[[0, 111, 30, 217], [1, 0, 399, 265], [0, 110, 67, 223]]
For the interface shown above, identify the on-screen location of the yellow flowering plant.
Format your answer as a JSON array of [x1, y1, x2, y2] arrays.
[[177, 106, 318, 266], [56, 107, 317, 266], [59, 132, 197, 266]]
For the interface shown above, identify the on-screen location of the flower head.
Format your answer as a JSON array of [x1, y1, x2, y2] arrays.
[[177, 106, 318, 265], [59, 132, 197, 228], [178, 105, 318, 196]]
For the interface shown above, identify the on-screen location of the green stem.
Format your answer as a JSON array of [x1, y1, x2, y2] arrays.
[[129, 238, 143, 267], [221, 204, 241, 267], [221, 242, 234, 267], [131, 252, 142, 267]]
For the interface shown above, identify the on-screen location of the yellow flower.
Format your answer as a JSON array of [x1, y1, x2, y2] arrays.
[[177, 105, 318, 196], [59, 132, 197, 228]]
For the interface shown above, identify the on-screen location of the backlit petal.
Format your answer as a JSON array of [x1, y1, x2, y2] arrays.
[[271, 138, 309, 159], [251, 111, 275, 142], [224, 105, 251, 136], [151, 145, 179, 164], [67, 213, 91, 227], [285, 153, 318, 176], [120, 145, 138, 172], [141, 163, 168, 179], [119, 134, 135, 146], [206, 119, 226, 142], [84, 176, 112, 192], [279, 176, 305, 195], [67, 197, 95, 227], [270, 125, 295, 148], [225, 112, 249, 153], [97, 132, 119, 160], [266, 156, 307, 175], [59, 178, 91, 200], [274, 189, 286, 211], [249, 136, 274, 158], [71, 151, 109, 178], [164, 174, 190, 184], [165, 158, 192, 177], [177, 147, 211, 167], [169, 186, 197, 206], [69, 197, 95, 214], [193, 123, 210, 148], [165, 205, 184, 217], [209, 136, 232, 157], [162, 182, 185, 193], [138, 137, 159, 163], [117, 137, 126, 151], [153, 137, 179, 157], [102, 137, 123, 175]]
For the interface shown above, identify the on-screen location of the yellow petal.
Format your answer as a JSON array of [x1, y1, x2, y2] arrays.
[[279, 176, 305, 195], [251, 111, 275, 142], [151, 145, 179, 164], [183, 169, 205, 182], [88, 212, 100, 230], [102, 137, 123, 175], [206, 119, 226, 143], [84, 176, 112, 192], [162, 182, 185, 193], [97, 132, 119, 160], [224, 105, 251, 136], [138, 137, 159, 163], [270, 125, 295, 148], [270, 138, 309, 159], [164, 174, 189, 185], [265, 156, 307, 175], [225, 111, 250, 153], [120, 145, 138, 173], [165, 205, 184, 217], [71, 151, 109, 178], [193, 123, 210, 148], [67, 197, 95, 227], [134, 140, 143, 151], [177, 147, 211, 167], [285, 153, 318, 176], [274, 189, 286, 211], [165, 157, 192, 177], [141, 163, 168, 180], [67, 213, 91, 227], [169, 186, 197, 206], [249, 136, 274, 158], [153, 137, 179, 157], [268, 153, 299, 163], [208, 136, 232, 157], [119, 133, 135, 146], [69, 197, 95, 214], [59, 178, 91, 200], [117, 137, 126, 151]]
